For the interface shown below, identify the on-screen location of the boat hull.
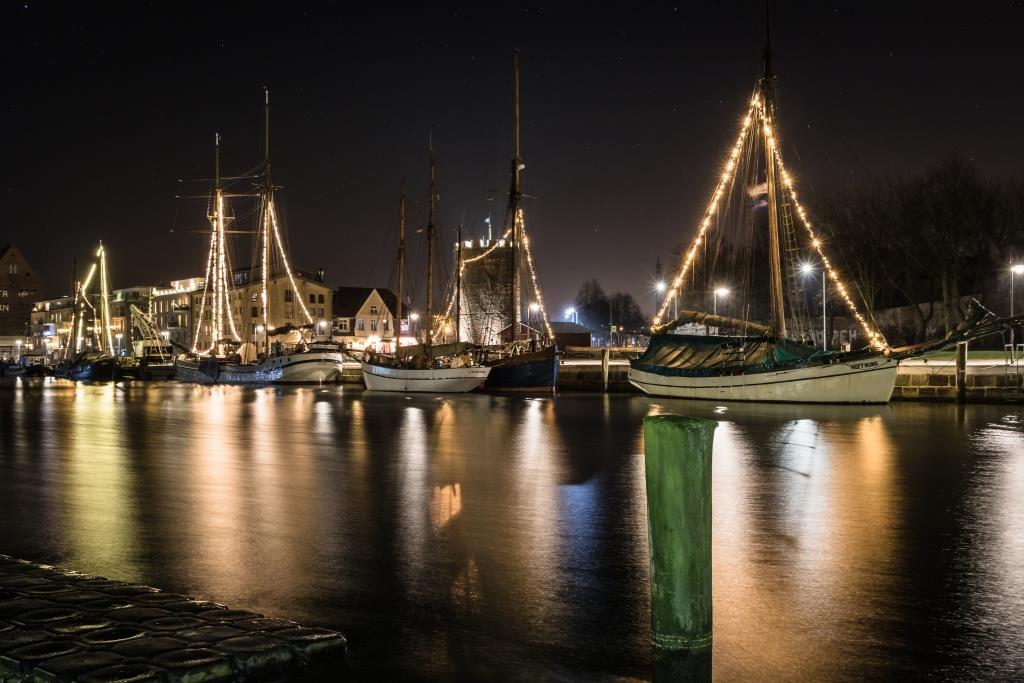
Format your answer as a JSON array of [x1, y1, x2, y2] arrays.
[[67, 357, 118, 381], [176, 352, 346, 385], [484, 347, 559, 392], [362, 363, 491, 393], [628, 357, 898, 404]]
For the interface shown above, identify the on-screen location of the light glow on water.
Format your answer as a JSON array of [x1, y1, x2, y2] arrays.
[[0, 380, 1022, 680]]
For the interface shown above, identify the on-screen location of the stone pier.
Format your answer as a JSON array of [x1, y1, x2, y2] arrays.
[[0, 556, 346, 682]]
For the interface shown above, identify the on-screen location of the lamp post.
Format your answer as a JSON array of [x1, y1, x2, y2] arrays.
[[529, 302, 540, 332], [712, 287, 729, 335], [1012, 264, 1024, 318], [410, 312, 419, 342], [14, 339, 22, 363], [564, 307, 577, 325], [801, 262, 827, 350], [318, 319, 327, 340], [1011, 263, 1024, 349], [115, 333, 123, 356], [655, 280, 666, 316]]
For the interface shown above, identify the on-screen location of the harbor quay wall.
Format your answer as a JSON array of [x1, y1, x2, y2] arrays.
[[892, 363, 1020, 403]]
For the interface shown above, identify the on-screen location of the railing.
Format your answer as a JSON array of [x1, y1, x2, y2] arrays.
[[561, 346, 644, 362]]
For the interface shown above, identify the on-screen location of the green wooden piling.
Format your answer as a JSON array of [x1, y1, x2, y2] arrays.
[[643, 414, 716, 682]]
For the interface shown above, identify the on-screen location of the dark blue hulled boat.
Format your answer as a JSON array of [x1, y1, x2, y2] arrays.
[[484, 345, 558, 392], [60, 353, 118, 381]]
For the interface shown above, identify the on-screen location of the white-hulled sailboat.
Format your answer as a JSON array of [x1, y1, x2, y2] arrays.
[[361, 149, 491, 392], [628, 27, 900, 403], [175, 91, 346, 385]]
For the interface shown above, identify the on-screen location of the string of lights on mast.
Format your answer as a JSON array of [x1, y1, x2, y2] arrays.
[[651, 90, 889, 351]]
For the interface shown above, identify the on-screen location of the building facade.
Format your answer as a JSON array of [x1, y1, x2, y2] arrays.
[[29, 296, 75, 362], [332, 286, 408, 351], [456, 239, 516, 345], [0, 245, 44, 360]]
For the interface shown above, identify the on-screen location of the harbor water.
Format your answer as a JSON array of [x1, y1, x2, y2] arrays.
[[1, 379, 1022, 680]]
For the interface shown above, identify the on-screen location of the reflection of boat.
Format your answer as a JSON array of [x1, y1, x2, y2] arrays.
[[361, 148, 491, 393], [630, 31, 901, 404], [175, 92, 346, 385]]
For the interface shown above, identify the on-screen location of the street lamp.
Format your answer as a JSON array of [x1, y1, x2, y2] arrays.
[[564, 307, 577, 324], [801, 262, 827, 350], [1011, 264, 1024, 318], [410, 312, 420, 341], [713, 287, 730, 316], [529, 302, 540, 330], [1011, 263, 1024, 349], [115, 333, 123, 356], [712, 287, 730, 336], [14, 339, 21, 362], [655, 280, 666, 315]]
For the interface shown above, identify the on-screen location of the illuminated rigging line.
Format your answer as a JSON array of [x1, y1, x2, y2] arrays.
[[269, 199, 314, 325], [652, 88, 890, 352], [653, 91, 759, 327]]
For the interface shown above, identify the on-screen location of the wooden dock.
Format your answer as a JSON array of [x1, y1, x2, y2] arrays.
[[0, 555, 345, 682]]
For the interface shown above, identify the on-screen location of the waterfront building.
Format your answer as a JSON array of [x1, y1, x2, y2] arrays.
[[456, 239, 516, 345], [0, 245, 44, 361], [331, 286, 407, 352], [217, 267, 333, 353], [548, 321, 593, 348], [29, 296, 75, 362], [150, 277, 204, 351]]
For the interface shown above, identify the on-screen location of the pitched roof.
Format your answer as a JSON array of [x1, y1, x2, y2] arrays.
[[549, 321, 592, 334], [333, 287, 401, 317]]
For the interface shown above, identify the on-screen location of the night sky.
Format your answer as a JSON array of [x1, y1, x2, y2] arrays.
[[5, 2, 1023, 315]]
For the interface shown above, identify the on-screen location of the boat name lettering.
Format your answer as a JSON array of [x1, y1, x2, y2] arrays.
[[849, 361, 879, 369]]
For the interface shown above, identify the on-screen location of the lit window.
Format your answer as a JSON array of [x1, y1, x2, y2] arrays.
[[370, 319, 377, 332], [357, 319, 365, 332]]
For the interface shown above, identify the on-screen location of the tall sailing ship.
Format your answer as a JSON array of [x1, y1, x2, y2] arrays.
[[360, 148, 491, 392], [55, 242, 118, 381], [440, 51, 559, 392], [629, 30, 1020, 404], [629, 31, 900, 403], [175, 91, 346, 385]]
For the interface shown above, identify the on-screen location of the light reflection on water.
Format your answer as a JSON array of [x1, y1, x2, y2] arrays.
[[0, 379, 1022, 680]]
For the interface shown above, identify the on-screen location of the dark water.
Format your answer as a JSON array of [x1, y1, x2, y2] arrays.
[[1, 379, 1022, 681]]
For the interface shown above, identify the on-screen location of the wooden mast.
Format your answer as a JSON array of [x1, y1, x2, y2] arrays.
[[456, 221, 462, 343], [262, 88, 272, 356], [507, 49, 523, 341], [761, 6, 787, 338], [213, 132, 222, 354], [425, 142, 436, 348], [395, 180, 405, 353]]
